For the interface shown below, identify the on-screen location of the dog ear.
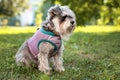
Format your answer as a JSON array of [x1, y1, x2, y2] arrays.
[[48, 5, 62, 17]]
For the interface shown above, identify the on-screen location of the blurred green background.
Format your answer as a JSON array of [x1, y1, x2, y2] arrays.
[[0, 0, 120, 80], [0, 0, 120, 26]]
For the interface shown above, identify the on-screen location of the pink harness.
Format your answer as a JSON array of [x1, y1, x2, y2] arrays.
[[27, 28, 61, 58]]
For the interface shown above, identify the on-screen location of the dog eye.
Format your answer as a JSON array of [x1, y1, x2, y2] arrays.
[[68, 16, 73, 18], [63, 15, 67, 19], [61, 15, 67, 21]]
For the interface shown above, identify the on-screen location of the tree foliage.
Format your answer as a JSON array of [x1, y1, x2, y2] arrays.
[[40, 0, 120, 25], [0, 0, 29, 16], [40, 0, 54, 20]]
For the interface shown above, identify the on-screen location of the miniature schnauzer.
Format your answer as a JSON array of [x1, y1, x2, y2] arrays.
[[15, 5, 76, 74]]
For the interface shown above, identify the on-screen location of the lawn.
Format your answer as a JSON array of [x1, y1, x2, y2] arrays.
[[0, 26, 120, 80]]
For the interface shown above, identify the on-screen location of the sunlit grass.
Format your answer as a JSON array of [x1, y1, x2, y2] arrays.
[[75, 25, 120, 33], [0, 27, 37, 34], [0, 26, 120, 35]]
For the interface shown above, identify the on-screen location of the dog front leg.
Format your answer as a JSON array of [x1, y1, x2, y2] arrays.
[[38, 42, 53, 74], [38, 52, 51, 74], [53, 52, 65, 72]]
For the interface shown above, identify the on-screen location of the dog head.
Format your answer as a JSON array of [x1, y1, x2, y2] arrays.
[[47, 5, 76, 40]]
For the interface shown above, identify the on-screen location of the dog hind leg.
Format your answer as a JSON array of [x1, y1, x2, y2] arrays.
[[15, 41, 32, 67]]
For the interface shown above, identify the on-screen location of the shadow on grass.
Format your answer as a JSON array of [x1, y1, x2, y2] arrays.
[[0, 33, 33, 44], [0, 31, 120, 79]]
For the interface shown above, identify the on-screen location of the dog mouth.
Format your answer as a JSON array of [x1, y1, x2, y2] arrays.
[[66, 25, 75, 33], [71, 24, 76, 29]]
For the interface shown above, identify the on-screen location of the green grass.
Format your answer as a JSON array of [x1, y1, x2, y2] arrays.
[[0, 26, 120, 80]]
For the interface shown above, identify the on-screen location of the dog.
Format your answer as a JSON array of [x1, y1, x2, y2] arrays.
[[15, 5, 76, 74]]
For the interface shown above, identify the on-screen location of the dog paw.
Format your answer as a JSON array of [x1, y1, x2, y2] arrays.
[[39, 67, 52, 74], [54, 67, 65, 72]]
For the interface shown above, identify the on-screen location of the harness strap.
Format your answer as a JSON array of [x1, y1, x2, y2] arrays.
[[37, 39, 57, 51]]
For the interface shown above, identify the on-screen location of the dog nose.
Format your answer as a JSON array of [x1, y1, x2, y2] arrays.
[[70, 21, 74, 24]]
